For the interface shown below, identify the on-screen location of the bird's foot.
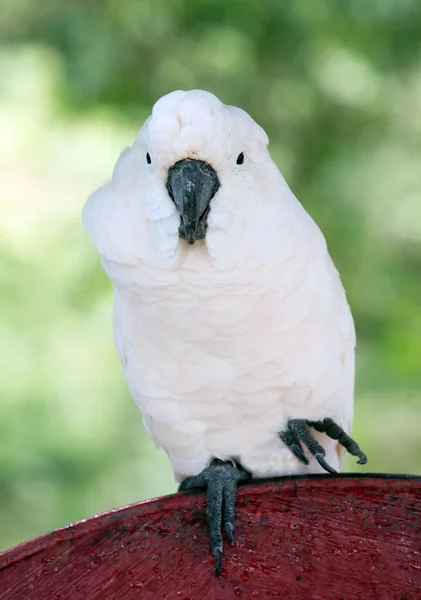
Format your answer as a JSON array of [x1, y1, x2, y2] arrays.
[[280, 418, 367, 473], [178, 459, 250, 576]]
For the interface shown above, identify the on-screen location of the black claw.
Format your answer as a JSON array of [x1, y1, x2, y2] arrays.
[[315, 453, 337, 474], [357, 452, 368, 465], [291, 443, 310, 465], [214, 548, 222, 576]]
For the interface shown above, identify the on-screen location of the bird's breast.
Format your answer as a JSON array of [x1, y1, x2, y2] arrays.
[[108, 243, 354, 480], [111, 247, 341, 409]]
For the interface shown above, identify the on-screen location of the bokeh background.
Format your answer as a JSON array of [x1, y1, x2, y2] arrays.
[[1, 0, 421, 552]]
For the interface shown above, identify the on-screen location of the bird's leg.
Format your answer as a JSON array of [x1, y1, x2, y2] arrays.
[[178, 459, 250, 576], [280, 418, 367, 473]]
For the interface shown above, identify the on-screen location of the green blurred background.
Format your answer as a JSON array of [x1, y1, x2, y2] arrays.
[[1, 0, 420, 552]]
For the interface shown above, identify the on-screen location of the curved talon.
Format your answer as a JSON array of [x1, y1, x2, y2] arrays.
[[357, 452, 368, 465], [291, 444, 310, 465], [214, 547, 222, 576], [316, 453, 337, 474]]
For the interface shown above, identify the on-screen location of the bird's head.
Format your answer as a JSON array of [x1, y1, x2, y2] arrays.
[[134, 89, 271, 246], [83, 90, 288, 269]]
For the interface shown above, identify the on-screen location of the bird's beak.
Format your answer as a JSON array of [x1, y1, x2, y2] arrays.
[[166, 158, 220, 245]]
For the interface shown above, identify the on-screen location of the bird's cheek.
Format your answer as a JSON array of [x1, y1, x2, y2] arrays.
[[207, 188, 248, 236], [207, 206, 237, 235], [139, 188, 180, 265]]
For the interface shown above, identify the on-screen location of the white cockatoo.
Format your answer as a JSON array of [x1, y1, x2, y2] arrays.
[[83, 89, 366, 574]]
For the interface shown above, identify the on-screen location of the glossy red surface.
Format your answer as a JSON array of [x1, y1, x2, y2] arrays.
[[0, 475, 420, 600]]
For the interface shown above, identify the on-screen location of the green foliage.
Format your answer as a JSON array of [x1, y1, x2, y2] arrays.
[[1, 1, 420, 551]]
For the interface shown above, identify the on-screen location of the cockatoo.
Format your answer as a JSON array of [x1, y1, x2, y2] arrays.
[[83, 89, 366, 575]]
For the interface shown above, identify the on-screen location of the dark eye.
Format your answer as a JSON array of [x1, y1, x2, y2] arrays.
[[236, 152, 244, 165], [146, 152, 152, 164]]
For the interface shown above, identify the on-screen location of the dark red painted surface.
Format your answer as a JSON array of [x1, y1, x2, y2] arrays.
[[0, 474, 420, 600]]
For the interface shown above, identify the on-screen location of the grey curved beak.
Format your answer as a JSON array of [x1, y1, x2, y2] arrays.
[[166, 158, 220, 245]]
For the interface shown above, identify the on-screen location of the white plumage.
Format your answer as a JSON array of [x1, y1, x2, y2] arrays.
[[83, 89, 356, 484]]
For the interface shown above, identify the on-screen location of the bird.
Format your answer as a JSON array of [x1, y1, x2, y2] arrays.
[[83, 89, 367, 575]]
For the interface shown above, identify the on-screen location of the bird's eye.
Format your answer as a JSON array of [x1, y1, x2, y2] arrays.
[[236, 152, 244, 165], [146, 152, 152, 164]]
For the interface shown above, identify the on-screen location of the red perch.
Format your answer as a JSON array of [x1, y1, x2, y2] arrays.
[[0, 474, 420, 599]]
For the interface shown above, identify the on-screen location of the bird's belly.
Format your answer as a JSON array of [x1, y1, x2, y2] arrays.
[[116, 279, 348, 481]]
